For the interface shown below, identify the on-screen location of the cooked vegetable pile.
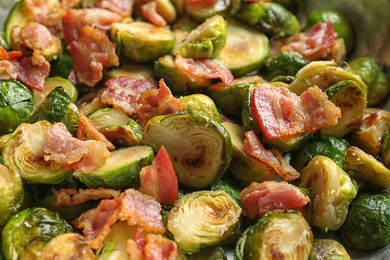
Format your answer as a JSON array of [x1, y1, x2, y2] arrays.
[[1, 0, 390, 259]]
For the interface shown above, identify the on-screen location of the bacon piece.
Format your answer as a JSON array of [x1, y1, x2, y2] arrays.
[[251, 85, 341, 140], [244, 131, 300, 180], [0, 60, 19, 80], [126, 228, 145, 260], [240, 181, 310, 218], [18, 56, 50, 91], [139, 146, 179, 204], [17, 22, 55, 51], [97, 0, 135, 17], [141, 1, 167, 27], [187, 0, 218, 5], [137, 79, 187, 126], [0, 46, 23, 61], [69, 26, 119, 87], [100, 76, 158, 116], [174, 55, 234, 87], [25, 0, 66, 34], [44, 122, 111, 172], [52, 187, 121, 207]]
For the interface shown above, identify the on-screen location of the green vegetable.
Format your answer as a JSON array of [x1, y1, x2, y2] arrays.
[[210, 173, 243, 204], [0, 80, 34, 135], [75, 88, 108, 117], [341, 191, 390, 250], [186, 246, 227, 260], [167, 190, 241, 253], [308, 239, 351, 260], [87, 107, 132, 130], [381, 131, 390, 169], [3, 0, 32, 46], [111, 21, 175, 62], [99, 119, 143, 147], [266, 51, 310, 80], [183, 0, 239, 22], [213, 19, 269, 77], [49, 52, 74, 79], [141, 112, 232, 188], [179, 94, 222, 123], [2, 207, 73, 260], [104, 58, 153, 81], [235, 211, 313, 260]]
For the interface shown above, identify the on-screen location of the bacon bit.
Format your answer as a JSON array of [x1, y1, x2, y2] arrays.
[[244, 131, 300, 180], [68, 70, 78, 85], [0, 60, 19, 80], [240, 181, 310, 218], [25, 0, 66, 34], [100, 76, 158, 116], [97, 0, 135, 17], [77, 113, 115, 151], [17, 22, 55, 51], [141, 1, 167, 27], [18, 56, 50, 91], [137, 79, 187, 126], [174, 55, 234, 87], [0, 46, 23, 61], [52, 187, 121, 207]]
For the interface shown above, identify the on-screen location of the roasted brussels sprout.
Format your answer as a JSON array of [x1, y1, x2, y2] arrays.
[[2, 121, 73, 184], [134, 0, 177, 24], [99, 120, 143, 147], [0, 164, 24, 226], [266, 51, 310, 80], [381, 131, 390, 169], [210, 173, 243, 204], [3, 0, 32, 46], [235, 211, 313, 260], [75, 88, 108, 117], [173, 15, 227, 59], [291, 135, 350, 172], [341, 191, 390, 250], [0, 80, 34, 135], [0, 133, 12, 154], [181, 0, 240, 22], [186, 245, 227, 260], [237, 2, 300, 37], [104, 58, 153, 81], [299, 156, 357, 232], [111, 21, 175, 62], [141, 112, 232, 188], [179, 94, 221, 123], [2, 207, 73, 260], [348, 56, 390, 106], [49, 52, 74, 79], [87, 107, 132, 130], [167, 190, 241, 253], [309, 239, 351, 260]]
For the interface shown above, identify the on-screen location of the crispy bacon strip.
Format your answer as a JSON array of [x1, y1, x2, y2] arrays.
[[244, 131, 300, 180], [240, 181, 310, 218], [52, 187, 121, 207], [141, 1, 167, 27], [174, 55, 234, 87], [97, 0, 135, 17]]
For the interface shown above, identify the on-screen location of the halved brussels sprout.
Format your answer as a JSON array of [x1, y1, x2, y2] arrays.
[[210, 173, 243, 204], [104, 58, 153, 81], [111, 21, 175, 62], [28, 87, 80, 135], [213, 19, 269, 77], [73, 145, 154, 189], [76, 88, 108, 117], [173, 15, 227, 59], [348, 56, 390, 106], [153, 55, 211, 95], [49, 52, 73, 79], [320, 80, 367, 137], [0, 133, 12, 154], [289, 61, 368, 95], [99, 120, 144, 147], [237, 2, 300, 37], [0, 164, 24, 226], [341, 191, 390, 250], [266, 51, 310, 80], [0, 80, 34, 135], [235, 211, 313, 260], [343, 146, 390, 190], [167, 190, 241, 253], [183, 0, 239, 22], [381, 131, 390, 169], [222, 122, 280, 186], [87, 107, 131, 130], [298, 156, 357, 232], [2, 207, 73, 260], [309, 239, 351, 260], [186, 245, 227, 260], [141, 112, 232, 188], [3, 0, 32, 46], [179, 94, 221, 123], [290, 135, 350, 172], [3, 121, 73, 184]]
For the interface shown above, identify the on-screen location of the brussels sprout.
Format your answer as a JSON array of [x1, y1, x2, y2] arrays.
[[343, 146, 390, 190], [76, 88, 108, 117], [49, 52, 74, 79], [172, 17, 198, 32], [299, 156, 357, 232], [381, 131, 390, 169], [222, 122, 279, 186], [304, 9, 354, 53], [87, 107, 132, 130], [103, 58, 153, 81], [167, 190, 241, 253], [111, 21, 175, 62], [28, 87, 80, 135], [348, 56, 390, 106], [289, 61, 368, 95], [141, 112, 232, 188], [235, 211, 313, 260], [0, 133, 12, 154], [99, 120, 143, 147], [173, 15, 227, 59], [39, 233, 96, 260], [291, 135, 350, 172], [266, 51, 310, 80], [186, 245, 227, 260], [0, 80, 34, 135], [2, 121, 72, 184], [3, 0, 32, 46], [153, 55, 211, 95], [309, 239, 351, 260], [320, 80, 367, 137], [0, 164, 24, 226], [1, 207, 73, 260], [73, 145, 154, 189], [341, 191, 390, 250], [210, 173, 243, 204], [183, 0, 239, 22], [351, 108, 390, 157], [213, 19, 269, 77], [179, 94, 221, 123], [134, 0, 177, 24], [237, 2, 300, 37]]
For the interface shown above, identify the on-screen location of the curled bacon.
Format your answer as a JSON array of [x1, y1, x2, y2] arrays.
[[52, 187, 121, 207]]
